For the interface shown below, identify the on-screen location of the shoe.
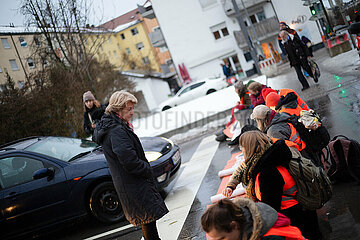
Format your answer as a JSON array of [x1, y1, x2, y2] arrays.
[[216, 133, 227, 142], [227, 136, 240, 146], [301, 86, 310, 91]]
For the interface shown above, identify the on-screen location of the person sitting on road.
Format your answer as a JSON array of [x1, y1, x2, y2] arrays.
[[222, 131, 321, 240], [248, 82, 277, 108], [201, 198, 306, 240], [83, 91, 106, 135], [266, 91, 308, 116], [215, 81, 253, 142]]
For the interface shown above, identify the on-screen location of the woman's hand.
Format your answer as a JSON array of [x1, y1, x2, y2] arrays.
[[91, 121, 96, 129], [222, 187, 233, 198]]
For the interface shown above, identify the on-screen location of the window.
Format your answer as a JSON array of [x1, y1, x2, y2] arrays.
[[35, 78, 42, 86], [250, 15, 257, 24], [136, 42, 144, 50], [117, 43, 121, 50], [9, 59, 19, 71], [0, 66, 2, 73], [159, 46, 168, 53], [113, 51, 117, 58], [27, 58, 35, 68], [153, 26, 161, 32], [130, 62, 136, 69], [244, 52, 253, 62], [108, 36, 112, 43], [131, 27, 138, 35], [1, 38, 10, 49], [178, 86, 192, 96], [0, 156, 44, 188], [199, 0, 217, 9], [19, 37, 27, 47], [125, 48, 131, 54], [18, 81, 25, 89], [190, 81, 205, 90], [210, 23, 230, 40], [142, 56, 150, 64], [120, 33, 125, 40], [256, 11, 266, 22]]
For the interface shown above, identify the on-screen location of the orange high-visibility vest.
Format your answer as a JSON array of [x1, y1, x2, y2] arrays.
[[280, 105, 303, 116], [271, 138, 298, 149], [279, 89, 309, 111], [288, 123, 306, 151], [255, 166, 298, 210], [240, 92, 250, 105], [263, 225, 306, 240]]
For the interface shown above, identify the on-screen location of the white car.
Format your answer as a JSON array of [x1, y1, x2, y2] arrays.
[[159, 77, 228, 111]]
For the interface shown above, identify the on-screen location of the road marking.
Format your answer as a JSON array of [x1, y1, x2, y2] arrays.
[[83, 135, 219, 240], [157, 135, 219, 240], [83, 224, 134, 240]]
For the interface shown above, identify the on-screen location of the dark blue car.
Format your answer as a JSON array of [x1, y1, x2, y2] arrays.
[[0, 136, 181, 239]]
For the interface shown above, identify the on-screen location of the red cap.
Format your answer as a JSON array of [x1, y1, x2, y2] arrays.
[[262, 88, 277, 100], [266, 92, 280, 108]]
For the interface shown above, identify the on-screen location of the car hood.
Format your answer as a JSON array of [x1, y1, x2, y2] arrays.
[[140, 137, 171, 153]]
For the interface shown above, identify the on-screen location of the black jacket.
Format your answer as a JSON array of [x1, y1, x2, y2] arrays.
[[92, 113, 168, 226], [83, 104, 106, 135], [283, 35, 310, 67]]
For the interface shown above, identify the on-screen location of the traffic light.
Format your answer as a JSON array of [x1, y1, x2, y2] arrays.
[[310, 6, 317, 16]]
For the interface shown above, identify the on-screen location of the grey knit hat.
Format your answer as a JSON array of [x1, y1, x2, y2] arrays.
[[234, 81, 244, 90], [250, 105, 271, 120], [83, 91, 95, 102]]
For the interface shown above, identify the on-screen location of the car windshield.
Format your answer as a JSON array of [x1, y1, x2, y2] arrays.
[[26, 137, 98, 162]]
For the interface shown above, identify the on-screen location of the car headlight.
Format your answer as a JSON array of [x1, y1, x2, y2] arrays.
[[161, 137, 174, 147], [157, 173, 167, 183], [145, 151, 162, 162]]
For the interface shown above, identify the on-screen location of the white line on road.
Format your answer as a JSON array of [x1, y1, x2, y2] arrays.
[[157, 135, 219, 240], [83, 224, 134, 240], [83, 135, 218, 240]]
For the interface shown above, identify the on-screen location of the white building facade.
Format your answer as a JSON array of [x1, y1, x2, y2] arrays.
[[149, 0, 323, 80]]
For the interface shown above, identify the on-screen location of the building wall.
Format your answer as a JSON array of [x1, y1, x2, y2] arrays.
[[141, 17, 173, 69], [150, 0, 323, 81], [88, 22, 161, 72], [131, 77, 171, 111], [0, 33, 41, 87], [265, 0, 322, 43]]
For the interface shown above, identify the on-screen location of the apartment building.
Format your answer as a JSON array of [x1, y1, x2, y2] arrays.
[[149, 0, 323, 80], [0, 27, 46, 89]]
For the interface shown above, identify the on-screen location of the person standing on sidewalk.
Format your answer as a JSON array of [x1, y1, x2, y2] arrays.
[[92, 91, 168, 240], [83, 91, 106, 135], [280, 30, 318, 91]]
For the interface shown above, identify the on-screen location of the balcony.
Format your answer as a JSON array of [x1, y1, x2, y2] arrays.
[[138, 5, 155, 19], [149, 30, 166, 48], [221, 0, 268, 16], [233, 16, 279, 49]]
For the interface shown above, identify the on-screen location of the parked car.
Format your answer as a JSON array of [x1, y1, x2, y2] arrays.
[[0, 136, 181, 239], [158, 77, 228, 111]]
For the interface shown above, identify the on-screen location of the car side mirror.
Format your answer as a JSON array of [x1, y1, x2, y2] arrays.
[[33, 167, 55, 180]]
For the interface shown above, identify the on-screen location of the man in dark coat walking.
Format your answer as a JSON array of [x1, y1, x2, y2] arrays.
[[280, 30, 318, 91], [92, 91, 168, 240]]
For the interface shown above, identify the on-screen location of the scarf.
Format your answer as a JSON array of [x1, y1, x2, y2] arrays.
[[115, 113, 134, 132], [242, 144, 272, 200]]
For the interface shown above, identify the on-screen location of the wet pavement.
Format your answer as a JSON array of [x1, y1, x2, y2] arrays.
[[178, 48, 360, 240]]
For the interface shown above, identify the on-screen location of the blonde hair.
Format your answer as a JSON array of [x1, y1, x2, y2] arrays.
[[255, 118, 268, 132], [105, 91, 138, 114], [248, 82, 263, 93], [239, 131, 272, 163]]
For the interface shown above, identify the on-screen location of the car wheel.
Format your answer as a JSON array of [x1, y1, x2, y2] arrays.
[[206, 89, 216, 95], [162, 106, 171, 111], [89, 181, 124, 223]]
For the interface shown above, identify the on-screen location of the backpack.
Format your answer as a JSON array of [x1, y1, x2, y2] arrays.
[[285, 114, 330, 153], [287, 156, 333, 210], [320, 135, 360, 182]]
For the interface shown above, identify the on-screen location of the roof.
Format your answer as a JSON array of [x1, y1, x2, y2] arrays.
[[112, 20, 140, 33], [99, 9, 140, 30], [121, 70, 176, 80], [0, 26, 41, 35]]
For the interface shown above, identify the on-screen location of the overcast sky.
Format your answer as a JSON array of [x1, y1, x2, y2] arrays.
[[0, 0, 144, 26]]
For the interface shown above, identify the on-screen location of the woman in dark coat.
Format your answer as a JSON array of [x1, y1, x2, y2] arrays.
[[222, 131, 321, 240], [83, 91, 106, 135], [92, 91, 168, 240]]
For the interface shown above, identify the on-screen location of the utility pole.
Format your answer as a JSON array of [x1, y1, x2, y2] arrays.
[[231, 0, 260, 74], [240, 0, 264, 57]]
